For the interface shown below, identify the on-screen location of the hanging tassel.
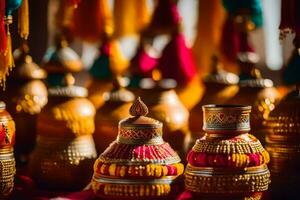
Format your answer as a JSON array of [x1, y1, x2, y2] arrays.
[[6, 26, 14, 71], [113, 0, 150, 37], [18, 0, 29, 40], [147, 0, 181, 35], [158, 33, 197, 85], [73, 0, 113, 42], [192, 0, 225, 75], [109, 40, 129, 75], [0, 0, 6, 53], [0, 23, 14, 88]]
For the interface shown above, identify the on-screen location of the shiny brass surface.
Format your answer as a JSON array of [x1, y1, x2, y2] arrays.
[[93, 77, 134, 154], [29, 74, 97, 190], [0, 103, 16, 198]]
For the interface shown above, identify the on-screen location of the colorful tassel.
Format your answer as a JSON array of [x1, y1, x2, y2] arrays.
[[18, 0, 29, 39], [90, 39, 129, 80], [158, 33, 197, 85], [113, 0, 150, 37], [147, 0, 181, 35], [0, 24, 14, 88], [192, 0, 226, 75], [73, 0, 113, 42], [0, 0, 6, 53]]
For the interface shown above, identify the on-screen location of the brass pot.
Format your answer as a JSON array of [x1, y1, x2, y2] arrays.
[[139, 78, 189, 157], [265, 87, 300, 199], [0, 102, 16, 198], [185, 105, 270, 199], [29, 74, 97, 190], [3, 45, 47, 166], [228, 56, 280, 144], [94, 77, 135, 154], [91, 97, 184, 198]]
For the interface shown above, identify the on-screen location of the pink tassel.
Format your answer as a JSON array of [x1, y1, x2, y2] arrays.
[[158, 33, 197, 85]]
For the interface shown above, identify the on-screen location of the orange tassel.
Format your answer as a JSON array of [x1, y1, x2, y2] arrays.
[[18, 0, 29, 39], [73, 0, 113, 42], [192, 0, 226, 75], [0, 25, 14, 89], [6, 29, 14, 71], [113, 0, 150, 37]]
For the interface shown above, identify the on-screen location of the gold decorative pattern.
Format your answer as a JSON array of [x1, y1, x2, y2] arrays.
[[202, 105, 251, 132], [0, 148, 15, 198], [185, 164, 270, 194], [192, 134, 265, 154], [129, 97, 148, 116]]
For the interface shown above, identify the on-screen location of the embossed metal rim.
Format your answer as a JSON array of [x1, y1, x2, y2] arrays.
[[202, 104, 252, 111], [185, 164, 269, 175], [93, 175, 175, 185], [48, 86, 88, 97]]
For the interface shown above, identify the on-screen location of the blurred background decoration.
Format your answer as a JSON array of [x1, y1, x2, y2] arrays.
[[1, 0, 300, 199]]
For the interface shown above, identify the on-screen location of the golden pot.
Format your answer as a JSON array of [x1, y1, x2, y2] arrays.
[[139, 78, 189, 157], [228, 55, 280, 144], [91, 97, 184, 198], [94, 77, 135, 154], [185, 105, 270, 199], [29, 74, 97, 190], [3, 45, 47, 166], [0, 102, 16, 198], [187, 58, 239, 152], [265, 87, 300, 198]]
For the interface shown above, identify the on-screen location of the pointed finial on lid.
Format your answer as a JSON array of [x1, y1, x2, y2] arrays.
[[129, 97, 149, 117]]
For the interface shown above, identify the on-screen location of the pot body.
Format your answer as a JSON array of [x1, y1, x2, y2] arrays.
[[185, 105, 270, 199], [29, 97, 97, 190], [0, 103, 16, 198], [3, 80, 47, 166], [265, 90, 300, 199]]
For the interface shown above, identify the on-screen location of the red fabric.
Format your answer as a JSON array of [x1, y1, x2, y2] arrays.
[[187, 151, 264, 168], [279, 0, 300, 36], [12, 174, 97, 200], [177, 190, 269, 200], [158, 33, 197, 85], [0, 0, 6, 53], [220, 17, 255, 62], [100, 141, 178, 162]]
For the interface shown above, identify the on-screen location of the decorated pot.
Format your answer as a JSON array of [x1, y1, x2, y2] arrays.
[[185, 105, 270, 199], [138, 78, 190, 157], [2, 44, 47, 166], [265, 87, 300, 199], [187, 57, 239, 153], [29, 74, 97, 190], [228, 53, 280, 144], [0, 101, 16, 198], [94, 77, 135, 154], [91, 97, 184, 198]]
